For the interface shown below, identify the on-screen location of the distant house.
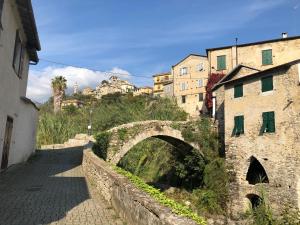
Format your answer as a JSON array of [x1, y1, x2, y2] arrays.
[[162, 81, 173, 99], [0, 0, 41, 170], [82, 87, 95, 96], [133, 86, 153, 96], [96, 76, 134, 99], [152, 72, 172, 97], [61, 99, 84, 109]]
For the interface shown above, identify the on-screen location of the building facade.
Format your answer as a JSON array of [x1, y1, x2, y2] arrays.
[[61, 99, 84, 109], [207, 34, 300, 75], [172, 54, 208, 117], [82, 87, 95, 96], [217, 60, 300, 217], [162, 81, 173, 98], [153, 72, 172, 97], [0, 0, 40, 170], [133, 86, 153, 96]]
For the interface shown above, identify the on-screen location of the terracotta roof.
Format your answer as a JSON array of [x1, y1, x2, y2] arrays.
[[16, 0, 41, 62], [206, 35, 300, 53]]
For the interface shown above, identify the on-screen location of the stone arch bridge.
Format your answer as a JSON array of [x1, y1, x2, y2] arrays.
[[103, 120, 201, 165]]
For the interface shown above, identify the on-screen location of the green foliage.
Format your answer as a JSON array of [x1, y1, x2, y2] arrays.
[[117, 128, 128, 141], [63, 105, 78, 115], [92, 132, 111, 160], [193, 189, 223, 214], [51, 76, 67, 90], [113, 166, 207, 225], [37, 95, 188, 146]]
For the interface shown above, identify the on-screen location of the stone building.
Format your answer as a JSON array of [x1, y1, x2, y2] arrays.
[[133, 86, 153, 96], [0, 0, 40, 170], [207, 34, 300, 75], [82, 87, 95, 96], [215, 59, 300, 217], [152, 72, 172, 97], [162, 81, 173, 98], [211, 35, 300, 154], [172, 54, 208, 117], [95, 76, 134, 99]]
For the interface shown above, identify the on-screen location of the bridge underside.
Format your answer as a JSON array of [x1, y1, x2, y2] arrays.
[[153, 135, 195, 153]]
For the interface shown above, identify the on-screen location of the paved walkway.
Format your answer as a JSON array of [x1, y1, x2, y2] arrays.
[[0, 147, 125, 225]]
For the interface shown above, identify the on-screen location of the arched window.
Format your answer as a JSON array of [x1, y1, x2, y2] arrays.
[[246, 156, 269, 185]]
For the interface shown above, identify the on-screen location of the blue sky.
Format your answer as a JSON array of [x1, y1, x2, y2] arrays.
[[28, 0, 300, 102]]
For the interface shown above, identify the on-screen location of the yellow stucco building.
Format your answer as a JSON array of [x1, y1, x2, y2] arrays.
[[152, 72, 172, 97], [172, 54, 208, 117]]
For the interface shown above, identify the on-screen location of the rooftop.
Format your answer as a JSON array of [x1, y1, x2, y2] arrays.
[[206, 35, 300, 53], [16, 0, 41, 62]]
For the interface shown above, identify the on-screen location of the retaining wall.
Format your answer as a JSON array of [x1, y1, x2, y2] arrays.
[[82, 147, 199, 225]]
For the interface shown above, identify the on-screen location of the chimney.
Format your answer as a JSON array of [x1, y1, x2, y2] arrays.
[[282, 32, 288, 38]]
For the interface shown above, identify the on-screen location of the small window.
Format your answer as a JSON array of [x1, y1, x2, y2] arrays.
[[12, 30, 24, 77], [261, 76, 273, 92], [182, 95, 186, 104], [234, 83, 243, 98], [198, 79, 203, 88], [233, 115, 244, 136], [198, 93, 204, 102], [217, 55, 226, 70], [262, 49, 272, 65], [262, 111, 275, 133], [180, 67, 188, 75], [197, 63, 204, 71]]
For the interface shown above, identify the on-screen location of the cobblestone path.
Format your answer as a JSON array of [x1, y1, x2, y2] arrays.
[[0, 147, 124, 225]]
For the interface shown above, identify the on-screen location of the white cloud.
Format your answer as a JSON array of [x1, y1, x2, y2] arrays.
[[27, 66, 131, 103]]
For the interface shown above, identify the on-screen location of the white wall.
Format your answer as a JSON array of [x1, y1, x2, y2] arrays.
[[0, 1, 38, 169]]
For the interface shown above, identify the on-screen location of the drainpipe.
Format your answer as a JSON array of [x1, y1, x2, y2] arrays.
[[212, 96, 216, 119]]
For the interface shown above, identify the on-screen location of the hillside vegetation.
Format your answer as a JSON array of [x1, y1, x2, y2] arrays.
[[37, 93, 187, 147]]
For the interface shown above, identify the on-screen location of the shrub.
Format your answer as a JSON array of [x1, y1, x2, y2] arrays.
[[92, 132, 111, 160]]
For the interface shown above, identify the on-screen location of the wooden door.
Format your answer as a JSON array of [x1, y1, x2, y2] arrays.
[[1, 117, 13, 170]]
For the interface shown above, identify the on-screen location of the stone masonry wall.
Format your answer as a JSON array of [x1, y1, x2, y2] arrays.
[[82, 147, 199, 225]]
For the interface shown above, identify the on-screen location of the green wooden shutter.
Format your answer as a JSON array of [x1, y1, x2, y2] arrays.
[[268, 112, 275, 132], [239, 116, 244, 134], [234, 116, 244, 135], [262, 112, 275, 133], [261, 76, 273, 92], [234, 84, 243, 98], [217, 55, 226, 70], [262, 49, 272, 65]]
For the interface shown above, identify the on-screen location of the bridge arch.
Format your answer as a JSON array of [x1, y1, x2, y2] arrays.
[[104, 120, 201, 165]]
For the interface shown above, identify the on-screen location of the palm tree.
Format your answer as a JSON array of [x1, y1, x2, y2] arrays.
[[51, 76, 67, 113]]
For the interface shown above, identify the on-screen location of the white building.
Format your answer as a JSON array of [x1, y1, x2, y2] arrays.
[[0, 0, 41, 170]]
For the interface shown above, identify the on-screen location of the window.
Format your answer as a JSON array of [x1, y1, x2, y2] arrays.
[[164, 76, 169, 80], [262, 111, 275, 133], [0, 0, 4, 29], [197, 63, 204, 71], [12, 30, 24, 77], [262, 49, 272, 65], [261, 76, 273, 92], [181, 95, 186, 104], [181, 82, 188, 91], [233, 115, 244, 136], [234, 83, 243, 98], [198, 79, 203, 88], [217, 55, 226, 70], [198, 93, 204, 102], [180, 67, 188, 75]]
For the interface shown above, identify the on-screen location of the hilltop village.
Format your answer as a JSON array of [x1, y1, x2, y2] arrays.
[[1, 0, 300, 225]]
